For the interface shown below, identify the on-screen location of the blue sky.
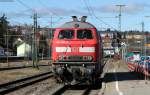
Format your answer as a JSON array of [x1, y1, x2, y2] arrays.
[[0, 0, 150, 31]]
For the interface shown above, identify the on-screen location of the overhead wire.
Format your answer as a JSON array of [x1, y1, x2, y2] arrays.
[[83, 0, 117, 30], [15, 0, 66, 28], [38, 0, 58, 17], [1, 0, 33, 26], [87, 0, 117, 30], [125, 22, 142, 31], [83, 0, 93, 17], [38, 0, 66, 19], [4, 0, 33, 19], [82, 0, 102, 29], [37, 0, 69, 27], [16, 0, 43, 18], [16, 0, 33, 11]]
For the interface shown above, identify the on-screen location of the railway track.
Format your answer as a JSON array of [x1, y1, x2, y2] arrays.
[[0, 64, 50, 71], [50, 58, 111, 95], [0, 58, 110, 95], [51, 84, 102, 95], [51, 59, 110, 95], [0, 71, 53, 95]]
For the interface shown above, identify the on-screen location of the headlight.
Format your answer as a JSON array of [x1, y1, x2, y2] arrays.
[[58, 55, 68, 61], [83, 56, 92, 61], [87, 56, 92, 60], [58, 56, 63, 60]]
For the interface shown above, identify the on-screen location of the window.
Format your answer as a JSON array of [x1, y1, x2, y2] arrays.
[[58, 30, 74, 39], [77, 30, 93, 39]]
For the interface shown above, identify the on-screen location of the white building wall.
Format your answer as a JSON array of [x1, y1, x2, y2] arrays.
[[17, 43, 31, 57]]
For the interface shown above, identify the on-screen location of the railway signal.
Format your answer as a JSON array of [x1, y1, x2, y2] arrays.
[[112, 32, 122, 47]]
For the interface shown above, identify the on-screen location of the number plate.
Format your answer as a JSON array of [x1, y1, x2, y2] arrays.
[[71, 47, 79, 52]]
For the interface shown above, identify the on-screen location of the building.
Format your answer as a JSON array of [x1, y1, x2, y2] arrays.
[[17, 42, 31, 57]]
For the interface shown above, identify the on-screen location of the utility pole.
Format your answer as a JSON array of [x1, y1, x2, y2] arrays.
[[32, 13, 38, 68], [144, 16, 150, 56], [116, 5, 126, 32], [49, 16, 53, 59], [141, 20, 148, 83], [141, 22, 145, 55], [142, 22, 144, 32], [116, 5, 125, 60]]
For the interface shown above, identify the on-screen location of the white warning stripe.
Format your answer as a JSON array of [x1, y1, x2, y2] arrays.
[[56, 47, 95, 53], [113, 69, 124, 95], [128, 65, 135, 71], [79, 47, 95, 52], [127, 63, 136, 71], [56, 47, 71, 52]]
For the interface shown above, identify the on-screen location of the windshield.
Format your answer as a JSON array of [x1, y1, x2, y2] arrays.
[[77, 29, 93, 39], [58, 30, 74, 39]]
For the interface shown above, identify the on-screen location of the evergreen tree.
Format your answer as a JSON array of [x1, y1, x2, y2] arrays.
[[0, 14, 9, 48]]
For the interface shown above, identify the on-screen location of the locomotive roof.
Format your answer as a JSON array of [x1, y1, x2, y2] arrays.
[[59, 21, 96, 28]]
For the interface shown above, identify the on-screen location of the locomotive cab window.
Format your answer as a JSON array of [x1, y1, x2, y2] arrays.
[[77, 30, 93, 39], [58, 30, 74, 39]]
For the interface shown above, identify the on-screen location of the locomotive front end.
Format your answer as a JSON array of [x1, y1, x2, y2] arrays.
[[51, 16, 102, 85]]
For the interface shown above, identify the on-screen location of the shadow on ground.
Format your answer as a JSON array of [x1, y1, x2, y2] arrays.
[[52, 79, 102, 95], [104, 72, 145, 83], [0, 64, 50, 71], [69, 78, 102, 89]]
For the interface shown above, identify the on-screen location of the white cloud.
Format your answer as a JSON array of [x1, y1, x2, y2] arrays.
[[94, 3, 149, 14], [0, 11, 30, 19], [27, 8, 88, 16], [0, 7, 89, 19]]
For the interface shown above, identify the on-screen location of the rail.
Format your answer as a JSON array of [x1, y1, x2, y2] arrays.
[[0, 71, 53, 94]]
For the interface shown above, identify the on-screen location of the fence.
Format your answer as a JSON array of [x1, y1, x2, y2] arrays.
[[0, 26, 54, 68]]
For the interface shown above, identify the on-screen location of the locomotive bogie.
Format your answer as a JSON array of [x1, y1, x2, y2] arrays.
[[52, 62, 100, 85]]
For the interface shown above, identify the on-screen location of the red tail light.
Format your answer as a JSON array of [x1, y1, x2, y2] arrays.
[[63, 56, 68, 60]]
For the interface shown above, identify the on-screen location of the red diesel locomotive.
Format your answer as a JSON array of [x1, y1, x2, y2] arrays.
[[51, 16, 103, 85]]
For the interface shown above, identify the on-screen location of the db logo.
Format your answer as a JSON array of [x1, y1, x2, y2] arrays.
[[71, 47, 79, 52]]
